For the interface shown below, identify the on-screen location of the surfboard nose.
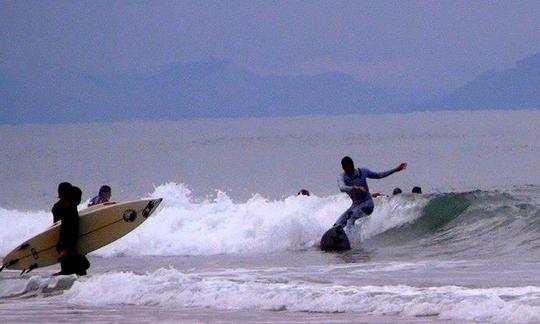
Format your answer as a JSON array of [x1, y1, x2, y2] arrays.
[[142, 198, 163, 218], [153, 198, 163, 208]]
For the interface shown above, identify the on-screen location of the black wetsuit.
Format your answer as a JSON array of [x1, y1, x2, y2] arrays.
[[57, 205, 79, 253], [56, 205, 88, 275], [51, 200, 66, 223]]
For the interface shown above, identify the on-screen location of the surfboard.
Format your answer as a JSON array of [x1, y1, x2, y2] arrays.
[[1, 198, 162, 273], [320, 226, 351, 252]]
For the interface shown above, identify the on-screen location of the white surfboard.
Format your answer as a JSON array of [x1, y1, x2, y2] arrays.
[[1, 198, 162, 273]]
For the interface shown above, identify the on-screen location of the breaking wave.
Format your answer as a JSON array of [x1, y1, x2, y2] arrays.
[[1, 183, 540, 259]]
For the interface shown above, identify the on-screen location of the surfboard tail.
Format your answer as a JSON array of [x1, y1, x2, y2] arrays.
[[1, 258, 20, 270]]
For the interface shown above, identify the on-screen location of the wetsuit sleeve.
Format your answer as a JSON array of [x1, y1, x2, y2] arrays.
[[58, 208, 80, 253], [88, 196, 97, 207], [338, 175, 353, 192], [364, 168, 396, 179], [51, 203, 61, 223]]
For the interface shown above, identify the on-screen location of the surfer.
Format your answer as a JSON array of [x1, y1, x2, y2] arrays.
[[55, 186, 90, 276], [88, 185, 112, 207], [412, 186, 422, 194], [334, 156, 406, 231]]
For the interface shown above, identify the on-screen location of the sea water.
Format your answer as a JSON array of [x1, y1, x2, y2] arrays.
[[1, 110, 540, 323]]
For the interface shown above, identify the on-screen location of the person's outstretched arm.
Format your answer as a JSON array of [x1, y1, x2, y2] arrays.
[[365, 163, 407, 179]]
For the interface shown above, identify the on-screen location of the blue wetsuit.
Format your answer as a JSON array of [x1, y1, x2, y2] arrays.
[[335, 167, 396, 229], [88, 195, 108, 207]]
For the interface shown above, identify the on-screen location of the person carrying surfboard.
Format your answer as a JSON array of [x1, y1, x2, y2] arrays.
[[334, 156, 406, 231], [55, 185, 90, 276]]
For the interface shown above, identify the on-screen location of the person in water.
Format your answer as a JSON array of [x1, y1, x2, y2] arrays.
[[55, 185, 90, 276], [334, 156, 407, 231], [392, 187, 403, 195], [298, 189, 311, 196], [52, 182, 73, 223], [88, 185, 112, 207], [412, 186, 422, 194]]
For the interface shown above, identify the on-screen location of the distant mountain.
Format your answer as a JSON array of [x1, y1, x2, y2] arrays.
[[3, 54, 539, 124], [1, 61, 402, 124], [427, 53, 540, 110]]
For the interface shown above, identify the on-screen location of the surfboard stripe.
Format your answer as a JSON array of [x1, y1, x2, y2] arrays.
[[17, 214, 127, 260]]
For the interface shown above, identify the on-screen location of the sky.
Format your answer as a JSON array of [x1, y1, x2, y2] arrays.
[[2, 1, 540, 95]]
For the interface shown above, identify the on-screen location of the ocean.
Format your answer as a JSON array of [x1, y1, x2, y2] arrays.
[[1, 110, 540, 323]]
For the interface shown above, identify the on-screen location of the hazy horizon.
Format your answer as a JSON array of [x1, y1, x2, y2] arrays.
[[2, 1, 540, 123]]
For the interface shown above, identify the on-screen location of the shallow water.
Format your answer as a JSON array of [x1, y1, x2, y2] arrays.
[[2, 252, 540, 323]]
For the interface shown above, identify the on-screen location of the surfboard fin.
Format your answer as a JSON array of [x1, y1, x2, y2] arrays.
[[25, 264, 38, 274], [19, 264, 37, 276]]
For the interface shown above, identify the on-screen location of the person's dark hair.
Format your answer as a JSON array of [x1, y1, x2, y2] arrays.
[[392, 187, 402, 195], [69, 186, 83, 206], [58, 182, 73, 199], [297, 189, 310, 196], [99, 185, 111, 195], [412, 186, 422, 194], [341, 156, 354, 168]]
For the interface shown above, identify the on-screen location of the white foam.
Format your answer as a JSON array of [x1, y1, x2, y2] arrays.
[[0, 183, 429, 257], [94, 183, 430, 256], [0, 208, 50, 256], [0, 275, 76, 299], [95, 183, 346, 256], [62, 267, 540, 323]]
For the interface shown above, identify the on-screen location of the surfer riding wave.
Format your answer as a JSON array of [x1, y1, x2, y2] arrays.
[[334, 156, 407, 231]]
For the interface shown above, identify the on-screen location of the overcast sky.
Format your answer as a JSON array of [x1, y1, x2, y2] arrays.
[[2, 1, 540, 94]]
